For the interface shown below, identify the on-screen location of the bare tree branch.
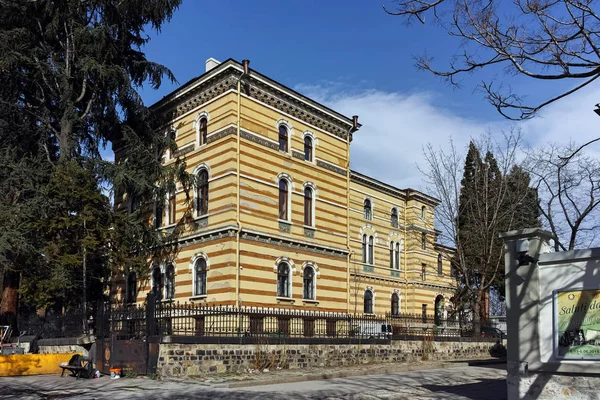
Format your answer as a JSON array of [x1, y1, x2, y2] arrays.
[[386, 0, 600, 119]]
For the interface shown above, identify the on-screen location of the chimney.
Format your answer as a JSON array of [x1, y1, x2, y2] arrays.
[[205, 58, 220, 72]]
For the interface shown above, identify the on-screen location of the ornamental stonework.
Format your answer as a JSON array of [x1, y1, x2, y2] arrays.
[[156, 67, 351, 141]]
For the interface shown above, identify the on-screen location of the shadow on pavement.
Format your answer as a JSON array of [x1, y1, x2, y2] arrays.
[[421, 378, 507, 400]]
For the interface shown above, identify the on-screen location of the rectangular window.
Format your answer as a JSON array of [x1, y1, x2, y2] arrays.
[[421, 233, 426, 250], [422, 304, 427, 323], [422, 264, 426, 281], [368, 236, 374, 264]]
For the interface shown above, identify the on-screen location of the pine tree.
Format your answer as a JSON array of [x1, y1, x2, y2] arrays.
[[0, 0, 189, 320], [454, 141, 539, 327]]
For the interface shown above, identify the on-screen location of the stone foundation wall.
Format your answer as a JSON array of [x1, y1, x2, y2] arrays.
[[157, 340, 501, 378]]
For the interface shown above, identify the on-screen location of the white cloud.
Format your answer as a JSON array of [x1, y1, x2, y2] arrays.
[[298, 83, 600, 191]]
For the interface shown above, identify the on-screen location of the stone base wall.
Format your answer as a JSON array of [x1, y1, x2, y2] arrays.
[[38, 344, 89, 357], [158, 340, 501, 378], [507, 363, 600, 399]]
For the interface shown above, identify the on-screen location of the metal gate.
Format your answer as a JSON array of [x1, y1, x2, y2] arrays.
[[95, 296, 158, 376]]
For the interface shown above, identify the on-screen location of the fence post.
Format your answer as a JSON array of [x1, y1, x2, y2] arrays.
[[96, 300, 104, 338], [146, 293, 156, 337]]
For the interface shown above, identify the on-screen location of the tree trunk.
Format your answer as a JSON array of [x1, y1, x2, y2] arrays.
[[472, 294, 482, 337], [0, 270, 20, 329]]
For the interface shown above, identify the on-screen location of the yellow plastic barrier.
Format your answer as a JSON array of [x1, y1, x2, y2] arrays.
[[0, 353, 80, 376]]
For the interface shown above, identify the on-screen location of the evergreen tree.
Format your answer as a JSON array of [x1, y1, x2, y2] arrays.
[[454, 141, 539, 326], [0, 0, 190, 320]]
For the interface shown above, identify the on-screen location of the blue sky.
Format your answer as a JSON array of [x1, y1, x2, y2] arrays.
[[142, 0, 492, 117], [136, 0, 600, 190]]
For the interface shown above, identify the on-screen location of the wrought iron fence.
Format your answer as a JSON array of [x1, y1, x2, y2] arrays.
[[99, 299, 501, 340], [17, 310, 88, 338], [13, 299, 504, 341]]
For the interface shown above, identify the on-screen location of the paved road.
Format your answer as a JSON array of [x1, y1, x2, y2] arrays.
[[0, 365, 506, 400]]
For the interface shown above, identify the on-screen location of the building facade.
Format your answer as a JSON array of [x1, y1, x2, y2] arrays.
[[114, 58, 456, 318]]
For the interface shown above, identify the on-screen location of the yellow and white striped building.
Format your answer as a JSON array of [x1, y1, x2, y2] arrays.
[[114, 58, 456, 318]]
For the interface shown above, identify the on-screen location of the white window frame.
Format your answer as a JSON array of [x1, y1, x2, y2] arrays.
[[364, 288, 375, 314], [276, 119, 293, 153], [190, 253, 210, 298], [302, 182, 317, 227], [193, 164, 210, 218], [165, 126, 177, 160], [364, 198, 373, 221], [302, 130, 317, 163], [194, 111, 210, 147], [277, 173, 293, 223], [302, 262, 318, 301], [274, 257, 295, 299]]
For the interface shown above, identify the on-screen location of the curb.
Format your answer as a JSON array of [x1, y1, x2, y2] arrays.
[[223, 359, 500, 389]]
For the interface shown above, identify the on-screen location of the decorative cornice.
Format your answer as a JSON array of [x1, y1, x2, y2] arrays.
[[154, 62, 354, 142], [350, 170, 440, 206], [316, 160, 347, 176], [173, 142, 195, 158], [240, 130, 278, 151], [292, 150, 304, 160], [351, 171, 406, 200], [176, 226, 238, 249], [241, 229, 347, 258], [207, 126, 236, 144]]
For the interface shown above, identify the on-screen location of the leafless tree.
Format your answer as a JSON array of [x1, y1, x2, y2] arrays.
[[421, 131, 531, 329], [526, 139, 600, 251], [384, 0, 600, 120]]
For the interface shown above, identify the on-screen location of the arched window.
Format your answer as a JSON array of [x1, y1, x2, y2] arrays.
[[196, 169, 209, 216], [391, 292, 400, 316], [277, 262, 290, 298], [304, 187, 313, 226], [167, 191, 176, 225], [304, 136, 313, 161], [389, 242, 394, 268], [391, 208, 398, 227], [364, 199, 372, 220], [438, 254, 443, 275], [303, 266, 315, 300], [126, 271, 137, 304], [152, 266, 162, 301], [395, 242, 400, 270], [421, 206, 426, 219], [199, 117, 208, 145], [278, 179, 289, 220], [364, 290, 374, 314], [368, 236, 374, 264], [167, 128, 176, 160], [165, 263, 175, 300], [362, 234, 367, 263], [278, 125, 288, 152], [154, 200, 163, 229], [194, 258, 207, 296]]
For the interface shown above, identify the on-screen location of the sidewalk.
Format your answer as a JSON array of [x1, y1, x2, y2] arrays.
[[169, 358, 506, 388], [0, 358, 506, 400]]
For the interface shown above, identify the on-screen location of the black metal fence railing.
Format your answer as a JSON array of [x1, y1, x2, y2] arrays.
[[17, 310, 88, 338], [13, 297, 504, 341], [98, 297, 503, 340]]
